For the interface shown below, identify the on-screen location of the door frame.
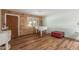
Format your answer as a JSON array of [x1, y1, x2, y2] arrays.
[[5, 13, 20, 36]]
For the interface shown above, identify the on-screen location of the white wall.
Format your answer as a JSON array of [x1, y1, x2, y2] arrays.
[[43, 10, 79, 37], [0, 10, 1, 31]]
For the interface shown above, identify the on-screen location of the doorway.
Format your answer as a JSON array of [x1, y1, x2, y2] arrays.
[[5, 13, 20, 39]]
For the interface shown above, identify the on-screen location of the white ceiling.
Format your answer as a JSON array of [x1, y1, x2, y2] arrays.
[[11, 9, 79, 16]]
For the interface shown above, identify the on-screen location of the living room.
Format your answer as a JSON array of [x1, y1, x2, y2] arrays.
[[0, 9, 79, 50]]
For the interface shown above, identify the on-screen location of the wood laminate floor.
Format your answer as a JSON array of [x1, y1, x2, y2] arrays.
[[10, 34, 79, 50]]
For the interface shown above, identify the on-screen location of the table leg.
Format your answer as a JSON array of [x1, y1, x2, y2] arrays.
[[40, 31, 42, 37], [36, 29, 38, 33], [5, 42, 9, 50]]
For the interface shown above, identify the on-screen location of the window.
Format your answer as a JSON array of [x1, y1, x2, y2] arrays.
[[27, 16, 39, 27]]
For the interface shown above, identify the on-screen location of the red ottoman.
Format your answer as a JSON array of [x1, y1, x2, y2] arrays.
[[51, 31, 64, 38]]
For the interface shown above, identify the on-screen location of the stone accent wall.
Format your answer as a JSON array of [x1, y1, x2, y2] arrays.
[[1, 9, 43, 36]]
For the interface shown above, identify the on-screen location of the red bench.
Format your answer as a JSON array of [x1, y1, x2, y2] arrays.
[[51, 31, 64, 38]]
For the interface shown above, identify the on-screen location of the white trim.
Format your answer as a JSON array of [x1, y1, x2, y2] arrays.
[[5, 13, 20, 36]]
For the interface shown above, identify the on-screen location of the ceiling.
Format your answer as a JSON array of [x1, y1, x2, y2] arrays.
[[11, 9, 79, 16]]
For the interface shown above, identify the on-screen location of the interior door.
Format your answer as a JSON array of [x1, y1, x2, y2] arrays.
[[6, 15, 18, 39]]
